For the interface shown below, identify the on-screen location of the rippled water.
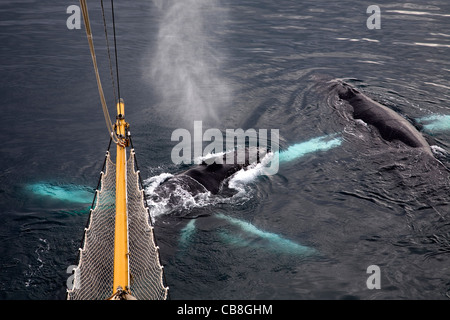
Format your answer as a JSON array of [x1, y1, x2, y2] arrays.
[[0, 0, 449, 299]]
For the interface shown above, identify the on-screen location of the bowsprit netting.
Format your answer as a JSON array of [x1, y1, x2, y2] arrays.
[[67, 148, 169, 300], [67, 151, 115, 300], [127, 149, 168, 300]]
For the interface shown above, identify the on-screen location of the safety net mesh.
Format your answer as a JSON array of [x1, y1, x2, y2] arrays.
[[67, 149, 168, 300]]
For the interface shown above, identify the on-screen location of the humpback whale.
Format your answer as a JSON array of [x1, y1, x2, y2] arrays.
[[151, 134, 343, 205], [151, 147, 266, 202], [331, 81, 433, 157]]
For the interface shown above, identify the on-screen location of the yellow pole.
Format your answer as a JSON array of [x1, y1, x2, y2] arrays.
[[113, 98, 129, 294]]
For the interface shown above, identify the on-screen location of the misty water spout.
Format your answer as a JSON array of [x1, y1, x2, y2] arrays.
[[148, 0, 230, 125]]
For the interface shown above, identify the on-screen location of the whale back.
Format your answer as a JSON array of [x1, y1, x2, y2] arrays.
[[334, 82, 432, 155]]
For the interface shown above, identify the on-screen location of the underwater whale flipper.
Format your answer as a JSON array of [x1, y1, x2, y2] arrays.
[[278, 134, 343, 164], [416, 114, 450, 134], [179, 219, 197, 249], [215, 213, 316, 256], [177, 214, 316, 257], [26, 182, 94, 204], [331, 81, 433, 156]]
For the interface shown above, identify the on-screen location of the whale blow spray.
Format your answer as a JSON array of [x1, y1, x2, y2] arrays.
[[148, 0, 231, 125]]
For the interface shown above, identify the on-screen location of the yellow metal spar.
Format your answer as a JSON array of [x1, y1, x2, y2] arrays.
[[113, 99, 130, 295]]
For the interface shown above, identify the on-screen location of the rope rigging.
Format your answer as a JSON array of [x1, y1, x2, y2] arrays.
[[100, 0, 117, 105], [110, 0, 121, 105], [79, 0, 123, 145]]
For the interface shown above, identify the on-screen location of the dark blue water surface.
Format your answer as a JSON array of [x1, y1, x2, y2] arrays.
[[0, 0, 449, 299]]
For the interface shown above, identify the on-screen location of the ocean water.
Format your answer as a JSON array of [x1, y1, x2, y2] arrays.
[[0, 0, 449, 300]]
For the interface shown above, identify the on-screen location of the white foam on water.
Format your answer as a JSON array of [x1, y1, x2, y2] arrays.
[[144, 172, 214, 220], [144, 172, 174, 194], [228, 154, 273, 191], [431, 145, 449, 157]]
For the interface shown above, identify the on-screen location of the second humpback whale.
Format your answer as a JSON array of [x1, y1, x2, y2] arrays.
[[330, 80, 433, 157]]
